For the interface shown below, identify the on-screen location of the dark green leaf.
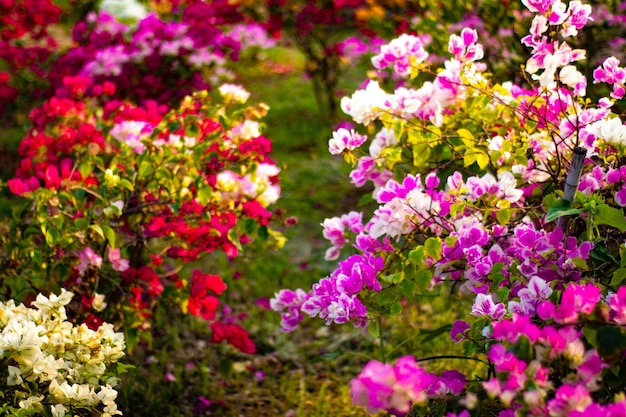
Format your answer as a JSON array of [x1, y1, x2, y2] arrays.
[[545, 199, 584, 222], [595, 204, 626, 232]]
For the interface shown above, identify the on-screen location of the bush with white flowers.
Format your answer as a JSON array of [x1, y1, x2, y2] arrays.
[[0, 289, 126, 417]]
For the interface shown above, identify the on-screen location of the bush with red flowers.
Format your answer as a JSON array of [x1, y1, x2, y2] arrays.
[[1, 79, 283, 354]]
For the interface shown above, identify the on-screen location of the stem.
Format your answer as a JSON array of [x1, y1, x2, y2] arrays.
[[556, 146, 586, 233], [378, 315, 386, 364], [414, 355, 489, 366]]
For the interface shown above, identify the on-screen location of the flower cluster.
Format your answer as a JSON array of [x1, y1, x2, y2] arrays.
[[274, 0, 626, 415], [0, 290, 125, 417], [0, 0, 61, 114], [48, 6, 242, 107], [351, 356, 466, 416]]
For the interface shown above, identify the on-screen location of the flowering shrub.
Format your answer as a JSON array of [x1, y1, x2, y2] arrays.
[[0, 289, 125, 416], [0, 0, 61, 116], [1, 79, 282, 354], [273, 0, 626, 415], [47, 7, 242, 107]]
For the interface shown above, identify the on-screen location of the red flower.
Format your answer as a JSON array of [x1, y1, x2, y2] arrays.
[[210, 321, 256, 354], [188, 294, 220, 321], [84, 314, 104, 330], [187, 270, 226, 321]]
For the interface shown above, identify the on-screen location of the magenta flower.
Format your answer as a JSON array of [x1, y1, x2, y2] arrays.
[[450, 320, 470, 343], [554, 282, 601, 324], [547, 384, 593, 416], [609, 286, 626, 324], [194, 396, 211, 414], [471, 293, 507, 320]]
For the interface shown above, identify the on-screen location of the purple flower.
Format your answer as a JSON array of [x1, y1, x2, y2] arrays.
[[194, 396, 211, 414], [450, 320, 470, 343], [471, 293, 506, 320]]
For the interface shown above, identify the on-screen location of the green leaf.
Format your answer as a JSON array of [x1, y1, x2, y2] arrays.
[[597, 326, 626, 360], [415, 269, 433, 291], [44, 227, 60, 246], [102, 224, 116, 248], [408, 246, 425, 266], [311, 350, 343, 363], [497, 288, 510, 303], [463, 152, 477, 168], [595, 204, 626, 232], [90, 224, 104, 239], [510, 336, 533, 362], [138, 160, 153, 179], [367, 321, 380, 338], [496, 208, 512, 225], [590, 245, 619, 264], [545, 199, 584, 222], [78, 162, 93, 179], [119, 179, 134, 191], [424, 237, 442, 260], [582, 326, 598, 347], [457, 128, 474, 147], [218, 358, 233, 378], [418, 324, 452, 344], [196, 186, 212, 206], [357, 192, 374, 207], [228, 227, 243, 253], [390, 301, 403, 315], [381, 272, 405, 284], [610, 268, 626, 286], [381, 147, 403, 169], [412, 143, 431, 168], [74, 218, 89, 231]]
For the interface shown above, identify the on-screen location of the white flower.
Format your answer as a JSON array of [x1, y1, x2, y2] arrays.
[[590, 116, 626, 146], [229, 120, 260, 141], [219, 84, 251, 104], [7, 365, 23, 385], [50, 404, 67, 417], [99, 0, 148, 20], [341, 81, 390, 126]]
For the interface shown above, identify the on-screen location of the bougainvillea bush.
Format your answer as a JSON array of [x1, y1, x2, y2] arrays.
[[1, 78, 282, 356], [273, 0, 626, 415], [0, 0, 62, 117], [0, 289, 126, 416], [48, 7, 241, 108]]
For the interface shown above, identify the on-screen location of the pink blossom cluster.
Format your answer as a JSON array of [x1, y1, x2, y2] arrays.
[[272, 252, 385, 331], [521, 0, 591, 93], [593, 56, 626, 99], [577, 163, 626, 206], [350, 356, 466, 416], [321, 211, 364, 260], [371, 34, 429, 78], [48, 9, 241, 106], [275, 0, 626, 415], [448, 28, 484, 62]]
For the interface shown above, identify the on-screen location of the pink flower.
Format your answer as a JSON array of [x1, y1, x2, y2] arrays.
[[554, 282, 601, 324], [77, 247, 103, 275], [547, 384, 592, 416], [609, 287, 626, 324], [108, 247, 129, 272]]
